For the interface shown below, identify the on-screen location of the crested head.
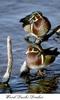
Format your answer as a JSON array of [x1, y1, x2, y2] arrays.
[[20, 11, 51, 42], [20, 11, 51, 28], [26, 45, 45, 67], [32, 11, 43, 16], [20, 11, 43, 26], [29, 11, 43, 24]]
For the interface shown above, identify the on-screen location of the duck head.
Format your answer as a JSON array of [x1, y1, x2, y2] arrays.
[[29, 11, 43, 24], [20, 11, 51, 33], [20, 11, 51, 44], [26, 45, 44, 69]]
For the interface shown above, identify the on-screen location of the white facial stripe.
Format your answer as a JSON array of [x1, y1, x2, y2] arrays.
[[36, 12, 42, 18], [31, 15, 35, 19], [30, 24, 33, 33], [29, 15, 34, 22], [34, 18, 38, 22], [41, 54, 44, 64], [26, 47, 38, 54]]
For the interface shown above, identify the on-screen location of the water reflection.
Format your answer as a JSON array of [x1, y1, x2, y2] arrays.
[[0, 82, 12, 93], [26, 75, 58, 93], [28, 78, 57, 93], [0, 73, 60, 93]]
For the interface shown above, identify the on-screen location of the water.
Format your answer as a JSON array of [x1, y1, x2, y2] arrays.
[[0, 0, 60, 93]]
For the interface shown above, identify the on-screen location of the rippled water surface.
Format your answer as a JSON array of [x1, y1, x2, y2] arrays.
[[0, 0, 60, 93]]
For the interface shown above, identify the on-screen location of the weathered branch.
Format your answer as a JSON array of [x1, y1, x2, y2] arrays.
[[41, 25, 60, 42], [2, 36, 13, 83]]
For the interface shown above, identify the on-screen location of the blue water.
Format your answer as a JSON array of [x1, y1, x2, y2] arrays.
[[0, 0, 60, 93]]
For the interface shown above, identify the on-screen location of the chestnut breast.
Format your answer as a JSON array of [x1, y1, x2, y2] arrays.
[[33, 18, 42, 36], [26, 52, 42, 66], [33, 17, 50, 37]]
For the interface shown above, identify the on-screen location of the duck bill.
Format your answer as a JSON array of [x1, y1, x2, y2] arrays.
[[26, 50, 30, 54], [26, 50, 38, 55]]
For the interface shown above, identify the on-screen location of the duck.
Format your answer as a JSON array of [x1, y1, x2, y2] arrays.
[[20, 11, 51, 39], [20, 45, 60, 76], [28, 76, 58, 93]]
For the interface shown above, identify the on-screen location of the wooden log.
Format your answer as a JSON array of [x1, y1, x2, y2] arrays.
[[41, 25, 60, 42], [2, 36, 13, 83]]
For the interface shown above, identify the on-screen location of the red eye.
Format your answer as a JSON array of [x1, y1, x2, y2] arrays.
[[36, 15, 42, 20], [29, 47, 32, 51]]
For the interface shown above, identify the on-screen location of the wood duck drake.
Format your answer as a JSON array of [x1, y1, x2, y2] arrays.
[[20, 45, 60, 76], [20, 11, 51, 39]]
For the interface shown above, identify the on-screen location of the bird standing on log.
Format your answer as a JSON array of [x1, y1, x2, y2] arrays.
[[20, 11, 51, 39], [20, 45, 60, 76]]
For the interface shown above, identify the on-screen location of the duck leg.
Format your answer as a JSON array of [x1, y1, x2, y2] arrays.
[[37, 69, 46, 77]]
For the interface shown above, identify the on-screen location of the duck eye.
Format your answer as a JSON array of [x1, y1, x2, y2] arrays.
[[33, 47, 38, 52], [29, 47, 32, 51], [33, 16, 38, 22], [32, 16, 35, 20]]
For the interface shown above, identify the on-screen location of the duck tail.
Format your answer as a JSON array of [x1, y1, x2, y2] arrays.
[[20, 17, 25, 22]]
